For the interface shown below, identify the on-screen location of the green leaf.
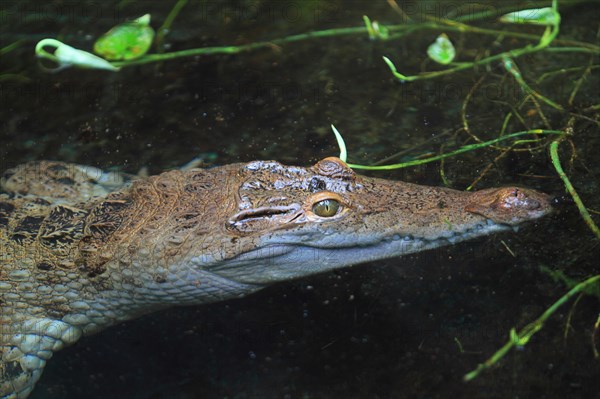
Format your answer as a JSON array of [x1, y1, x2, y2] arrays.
[[427, 33, 455, 65], [499, 7, 559, 26], [94, 14, 155, 61]]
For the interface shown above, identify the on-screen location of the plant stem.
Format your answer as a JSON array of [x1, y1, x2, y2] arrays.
[[464, 274, 600, 381], [346, 130, 564, 170], [384, 0, 563, 82], [112, 26, 367, 67], [550, 140, 600, 239], [156, 0, 188, 53]]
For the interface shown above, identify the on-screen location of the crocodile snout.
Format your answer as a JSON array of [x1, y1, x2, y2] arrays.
[[465, 186, 553, 225]]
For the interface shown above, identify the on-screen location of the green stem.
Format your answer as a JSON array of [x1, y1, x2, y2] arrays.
[[156, 0, 188, 53], [385, 27, 559, 81], [110, 0, 598, 69], [544, 47, 600, 54], [550, 140, 600, 239], [537, 64, 600, 82], [34, 0, 595, 70], [346, 130, 564, 170], [464, 274, 600, 381], [384, 1, 562, 82], [0, 40, 24, 56], [503, 56, 565, 111], [115, 18, 597, 69], [112, 26, 367, 67]]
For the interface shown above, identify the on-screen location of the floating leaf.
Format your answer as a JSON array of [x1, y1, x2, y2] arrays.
[[499, 7, 559, 26], [94, 14, 155, 61], [35, 38, 120, 71], [427, 34, 455, 65]]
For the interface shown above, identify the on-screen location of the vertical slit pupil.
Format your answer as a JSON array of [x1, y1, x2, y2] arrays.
[[312, 199, 340, 217]]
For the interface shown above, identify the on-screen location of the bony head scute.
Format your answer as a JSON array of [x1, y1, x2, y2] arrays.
[[311, 157, 355, 180], [306, 192, 346, 219]]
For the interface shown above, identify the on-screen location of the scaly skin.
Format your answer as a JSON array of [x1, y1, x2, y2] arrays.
[[0, 157, 552, 398]]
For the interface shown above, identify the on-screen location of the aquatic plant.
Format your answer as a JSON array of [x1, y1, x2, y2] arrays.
[[93, 14, 155, 61], [333, 0, 599, 380]]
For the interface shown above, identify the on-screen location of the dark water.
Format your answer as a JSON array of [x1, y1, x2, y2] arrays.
[[1, 1, 599, 398]]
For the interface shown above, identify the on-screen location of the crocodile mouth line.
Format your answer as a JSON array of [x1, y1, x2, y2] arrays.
[[295, 217, 512, 250], [210, 218, 513, 270], [376, 218, 514, 246]]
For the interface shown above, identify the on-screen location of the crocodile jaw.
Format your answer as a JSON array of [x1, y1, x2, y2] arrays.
[[200, 216, 529, 285]]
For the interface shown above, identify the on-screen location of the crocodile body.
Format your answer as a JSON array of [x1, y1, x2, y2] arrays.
[[0, 157, 552, 398]]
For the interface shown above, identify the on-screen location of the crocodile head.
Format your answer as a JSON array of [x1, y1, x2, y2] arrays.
[[185, 157, 553, 286], [0, 157, 554, 399], [0, 157, 553, 302]]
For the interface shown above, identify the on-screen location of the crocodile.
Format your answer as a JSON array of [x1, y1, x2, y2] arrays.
[[0, 157, 552, 398]]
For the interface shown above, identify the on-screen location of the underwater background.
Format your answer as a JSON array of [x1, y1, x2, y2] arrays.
[[1, 1, 599, 398]]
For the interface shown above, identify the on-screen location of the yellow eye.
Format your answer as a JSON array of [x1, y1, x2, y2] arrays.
[[312, 199, 340, 217]]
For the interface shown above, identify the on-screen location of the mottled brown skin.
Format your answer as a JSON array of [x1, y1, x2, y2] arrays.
[[0, 157, 552, 398]]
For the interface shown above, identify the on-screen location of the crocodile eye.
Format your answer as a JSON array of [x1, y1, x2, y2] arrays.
[[312, 199, 340, 217]]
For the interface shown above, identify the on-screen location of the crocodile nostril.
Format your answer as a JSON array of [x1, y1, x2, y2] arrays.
[[526, 199, 541, 210]]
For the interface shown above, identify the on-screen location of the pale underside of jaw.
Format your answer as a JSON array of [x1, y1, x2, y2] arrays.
[[202, 218, 516, 284]]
